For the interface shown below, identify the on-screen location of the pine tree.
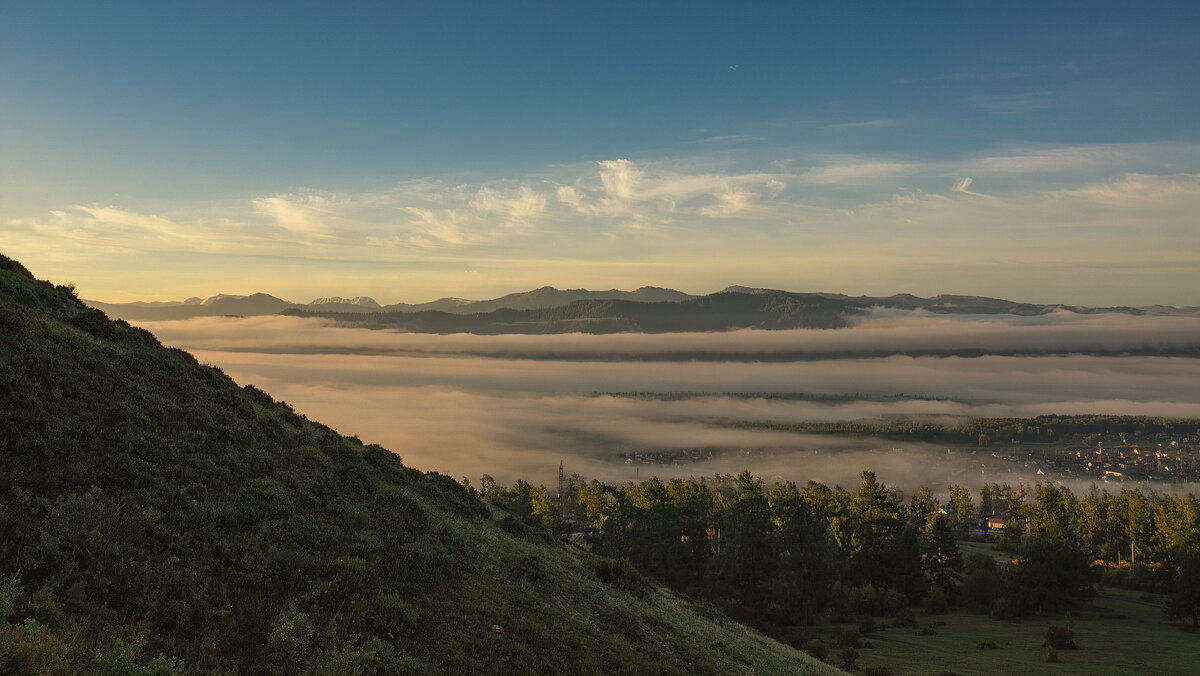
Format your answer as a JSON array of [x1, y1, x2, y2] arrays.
[[908, 486, 939, 532], [709, 471, 774, 601], [769, 481, 836, 617], [921, 514, 963, 594], [947, 484, 977, 537]]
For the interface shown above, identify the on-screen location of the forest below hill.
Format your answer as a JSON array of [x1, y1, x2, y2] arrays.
[[478, 470, 1200, 670]]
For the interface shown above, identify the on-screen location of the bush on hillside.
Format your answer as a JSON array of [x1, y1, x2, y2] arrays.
[[838, 647, 860, 670], [801, 639, 829, 661], [1043, 625, 1077, 649]]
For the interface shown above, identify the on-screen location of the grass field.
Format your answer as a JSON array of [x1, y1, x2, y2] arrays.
[[807, 543, 1200, 675]]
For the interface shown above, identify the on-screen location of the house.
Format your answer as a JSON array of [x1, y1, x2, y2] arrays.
[[985, 516, 1006, 532]]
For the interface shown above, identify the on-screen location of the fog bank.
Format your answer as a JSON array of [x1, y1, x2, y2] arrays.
[[130, 313, 1200, 488], [139, 309, 1200, 360]]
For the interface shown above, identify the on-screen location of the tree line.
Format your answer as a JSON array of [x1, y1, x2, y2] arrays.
[[725, 414, 1200, 445], [469, 471, 1200, 629]]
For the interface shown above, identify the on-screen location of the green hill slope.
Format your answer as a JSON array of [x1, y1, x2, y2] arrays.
[[0, 254, 838, 675]]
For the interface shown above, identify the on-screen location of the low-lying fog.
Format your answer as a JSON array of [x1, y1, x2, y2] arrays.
[[140, 311, 1200, 490]]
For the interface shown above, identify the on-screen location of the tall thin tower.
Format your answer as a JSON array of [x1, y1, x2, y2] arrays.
[[557, 460, 566, 516]]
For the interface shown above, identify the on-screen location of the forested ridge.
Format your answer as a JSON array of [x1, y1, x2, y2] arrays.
[[0, 254, 836, 675]]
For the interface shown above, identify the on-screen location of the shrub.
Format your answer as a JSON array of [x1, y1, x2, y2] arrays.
[[0, 574, 20, 621], [857, 614, 877, 634], [593, 557, 643, 591], [963, 551, 996, 573], [827, 584, 854, 624], [851, 585, 879, 615], [801, 639, 829, 661], [891, 608, 918, 628], [838, 647, 860, 670], [863, 667, 893, 676], [916, 627, 938, 636], [834, 627, 862, 647], [988, 596, 1021, 621], [976, 641, 999, 649], [960, 568, 1002, 613], [923, 587, 950, 614], [1044, 645, 1060, 662], [269, 608, 314, 671], [770, 626, 809, 649], [1043, 625, 1077, 649], [877, 588, 907, 617]]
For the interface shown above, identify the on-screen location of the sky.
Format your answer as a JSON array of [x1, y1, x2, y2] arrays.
[[2, 1, 1198, 305]]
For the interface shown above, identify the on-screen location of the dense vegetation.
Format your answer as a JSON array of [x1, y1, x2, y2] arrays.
[[0, 254, 835, 675], [479, 470, 1200, 642], [727, 414, 1200, 445], [282, 292, 860, 334]]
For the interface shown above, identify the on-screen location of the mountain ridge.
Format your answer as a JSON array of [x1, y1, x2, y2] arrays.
[[283, 292, 862, 334], [86, 284, 1200, 323]]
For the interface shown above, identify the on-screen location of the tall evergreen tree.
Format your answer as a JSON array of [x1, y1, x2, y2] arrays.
[[768, 481, 836, 617], [947, 484, 977, 537], [921, 514, 963, 595], [709, 471, 774, 601], [908, 486, 939, 532], [847, 471, 926, 600]]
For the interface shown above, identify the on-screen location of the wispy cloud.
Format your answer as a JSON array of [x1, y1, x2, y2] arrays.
[[692, 135, 764, 144], [251, 192, 343, 239], [797, 156, 919, 186], [950, 177, 985, 197], [5, 142, 1199, 305], [1054, 173, 1200, 206], [970, 90, 1059, 113], [967, 144, 1148, 174], [828, 119, 901, 130]]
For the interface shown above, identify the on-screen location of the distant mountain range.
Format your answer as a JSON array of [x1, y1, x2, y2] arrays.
[[283, 292, 860, 334], [83, 285, 694, 321], [85, 284, 1200, 325]]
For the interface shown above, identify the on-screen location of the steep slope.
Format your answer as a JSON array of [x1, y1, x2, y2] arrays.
[[0, 254, 837, 675], [285, 291, 861, 334]]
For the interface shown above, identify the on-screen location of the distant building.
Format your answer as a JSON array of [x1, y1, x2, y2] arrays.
[[985, 516, 1006, 532]]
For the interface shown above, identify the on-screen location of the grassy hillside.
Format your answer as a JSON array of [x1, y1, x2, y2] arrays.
[[0, 254, 839, 675], [284, 291, 859, 334]]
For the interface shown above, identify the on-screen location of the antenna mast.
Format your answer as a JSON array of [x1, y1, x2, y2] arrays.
[[557, 460, 566, 516]]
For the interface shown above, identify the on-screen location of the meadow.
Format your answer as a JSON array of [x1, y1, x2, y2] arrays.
[[840, 543, 1200, 675]]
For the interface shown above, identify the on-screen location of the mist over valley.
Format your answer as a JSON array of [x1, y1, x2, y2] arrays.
[[137, 308, 1200, 490]]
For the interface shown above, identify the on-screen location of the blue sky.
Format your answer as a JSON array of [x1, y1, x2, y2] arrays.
[[2, 1, 1198, 304]]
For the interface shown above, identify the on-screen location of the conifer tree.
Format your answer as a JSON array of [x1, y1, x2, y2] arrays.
[[921, 513, 963, 595]]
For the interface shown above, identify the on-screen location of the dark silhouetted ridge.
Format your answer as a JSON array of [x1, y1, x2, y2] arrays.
[[284, 290, 862, 334]]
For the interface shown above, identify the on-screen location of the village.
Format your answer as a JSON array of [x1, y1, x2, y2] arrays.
[[610, 431, 1200, 488], [986, 438, 1200, 484]]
